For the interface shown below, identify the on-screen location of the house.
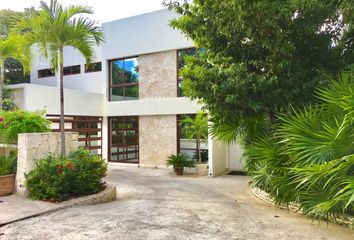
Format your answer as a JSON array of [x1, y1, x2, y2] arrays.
[[8, 9, 244, 177]]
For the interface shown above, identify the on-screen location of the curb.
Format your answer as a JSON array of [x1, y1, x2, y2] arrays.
[[250, 187, 354, 229], [0, 183, 117, 227]]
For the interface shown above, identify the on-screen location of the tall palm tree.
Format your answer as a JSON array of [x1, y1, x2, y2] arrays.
[[15, 0, 104, 155], [0, 35, 29, 110]]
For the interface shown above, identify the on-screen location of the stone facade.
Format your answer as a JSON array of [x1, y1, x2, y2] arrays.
[[139, 115, 177, 167], [139, 50, 177, 99], [16, 132, 79, 196]]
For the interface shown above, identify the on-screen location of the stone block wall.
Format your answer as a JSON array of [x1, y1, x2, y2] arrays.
[[139, 50, 177, 99], [139, 115, 177, 167], [16, 132, 79, 196]]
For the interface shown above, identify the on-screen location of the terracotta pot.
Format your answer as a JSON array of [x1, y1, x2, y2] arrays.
[[195, 163, 208, 176], [174, 166, 184, 175], [0, 174, 15, 196]]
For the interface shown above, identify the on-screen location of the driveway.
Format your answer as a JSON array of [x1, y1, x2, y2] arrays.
[[0, 165, 353, 240]]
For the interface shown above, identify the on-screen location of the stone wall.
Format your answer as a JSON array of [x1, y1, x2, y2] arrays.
[[139, 115, 177, 167], [16, 132, 79, 196], [139, 50, 177, 99]]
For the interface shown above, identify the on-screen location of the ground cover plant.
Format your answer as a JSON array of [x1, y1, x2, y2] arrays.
[[245, 68, 354, 220], [25, 149, 107, 202]]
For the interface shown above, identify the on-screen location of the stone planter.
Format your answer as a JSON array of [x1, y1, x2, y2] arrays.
[[195, 163, 208, 176], [0, 174, 15, 196]]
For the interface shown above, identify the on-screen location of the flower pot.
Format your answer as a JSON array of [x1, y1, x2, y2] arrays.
[[195, 163, 208, 176], [174, 166, 184, 175], [0, 174, 15, 196]]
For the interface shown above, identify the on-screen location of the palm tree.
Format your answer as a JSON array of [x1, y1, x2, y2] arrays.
[[180, 112, 208, 163], [15, 0, 104, 155], [0, 35, 29, 110]]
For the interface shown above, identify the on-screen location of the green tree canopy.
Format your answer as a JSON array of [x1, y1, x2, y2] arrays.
[[165, 0, 353, 141]]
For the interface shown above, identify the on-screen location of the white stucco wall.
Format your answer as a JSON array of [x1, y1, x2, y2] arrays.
[[8, 84, 104, 116]]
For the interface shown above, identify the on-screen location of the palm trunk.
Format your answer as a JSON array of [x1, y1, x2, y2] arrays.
[[0, 59, 4, 111], [58, 47, 65, 155], [196, 135, 201, 163]]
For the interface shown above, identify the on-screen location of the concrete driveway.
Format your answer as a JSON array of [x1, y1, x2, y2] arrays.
[[0, 165, 353, 240]]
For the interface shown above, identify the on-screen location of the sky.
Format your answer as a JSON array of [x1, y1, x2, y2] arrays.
[[0, 0, 165, 23]]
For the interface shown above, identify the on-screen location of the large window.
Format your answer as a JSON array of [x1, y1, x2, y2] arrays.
[[177, 114, 208, 161], [109, 57, 139, 101], [109, 116, 139, 163], [177, 48, 196, 97]]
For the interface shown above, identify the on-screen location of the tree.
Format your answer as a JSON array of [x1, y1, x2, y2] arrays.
[[15, 0, 104, 155], [0, 35, 29, 110], [180, 112, 208, 163], [165, 0, 353, 143]]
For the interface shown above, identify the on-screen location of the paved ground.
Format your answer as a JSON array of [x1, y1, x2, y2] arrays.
[[0, 165, 353, 240]]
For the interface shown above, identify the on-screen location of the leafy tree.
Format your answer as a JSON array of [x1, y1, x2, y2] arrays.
[[165, 0, 353, 142], [0, 35, 29, 110], [15, 0, 104, 155]]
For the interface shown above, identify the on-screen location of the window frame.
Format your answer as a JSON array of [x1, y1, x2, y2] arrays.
[[85, 62, 102, 73], [63, 65, 81, 76], [176, 48, 196, 97], [38, 68, 55, 78], [108, 57, 139, 101]]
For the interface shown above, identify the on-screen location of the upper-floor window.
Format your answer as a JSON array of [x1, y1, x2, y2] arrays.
[[85, 62, 102, 73], [109, 57, 139, 101], [38, 68, 55, 78], [63, 65, 80, 75], [177, 48, 196, 97]]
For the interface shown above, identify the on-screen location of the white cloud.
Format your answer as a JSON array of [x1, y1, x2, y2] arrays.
[[0, 0, 165, 23]]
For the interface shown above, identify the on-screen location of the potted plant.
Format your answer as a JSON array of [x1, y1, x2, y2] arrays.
[[166, 154, 194, 175], [180, 112, 209, 176], [0, 153, 17, 196]]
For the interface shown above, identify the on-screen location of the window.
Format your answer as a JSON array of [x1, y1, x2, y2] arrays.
[[109, 116, 139, 163], [109, 57, 139, 101], [38, 68, 55, 78], [85, 62, 102, 73], [177, 48, 196, 97], [63, 65, 81, 75], [177, 114, 208, 161]]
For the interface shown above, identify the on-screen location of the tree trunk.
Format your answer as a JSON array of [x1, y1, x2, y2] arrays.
[[196, 136, 201, 163], [58, 47, 65, 155], [0, 59, 4, 111]]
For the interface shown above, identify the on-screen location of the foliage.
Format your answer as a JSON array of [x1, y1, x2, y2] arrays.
[[0, 109, 51, 143], [166, 153, 194, 168], [180, 112, 208, 163], [25, 149, 107, 201], [165, 0, 353, 142], [193, 149, 208, 163], [244, 68, 354, 220], [0, 153, 17, 176], [14, 0, 104, 155]]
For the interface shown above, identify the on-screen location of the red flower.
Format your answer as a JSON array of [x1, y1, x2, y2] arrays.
[[0, 117, 3, 122]]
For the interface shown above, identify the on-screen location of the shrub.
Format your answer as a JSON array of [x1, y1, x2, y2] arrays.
[[25, 149, 107, 201], [166, 154, 195, 168], [0, 153, 17, 176], [0, 109, 51, 143]]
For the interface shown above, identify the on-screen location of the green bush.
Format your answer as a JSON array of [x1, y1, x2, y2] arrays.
[[0, 109, 51, 143], [166, 154, 195, 168], [244, 67, 354, 220], [25, 149, 107, 202], [0, 153, 17, 176]]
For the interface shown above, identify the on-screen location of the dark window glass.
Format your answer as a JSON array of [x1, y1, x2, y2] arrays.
[[109, 116, 139, 163], [109, 57, 139, 101], [63, 65, 81, 75], [38, 69, 55, 78], [85, 62, 102, 73], [177, 48, 196, 97]]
